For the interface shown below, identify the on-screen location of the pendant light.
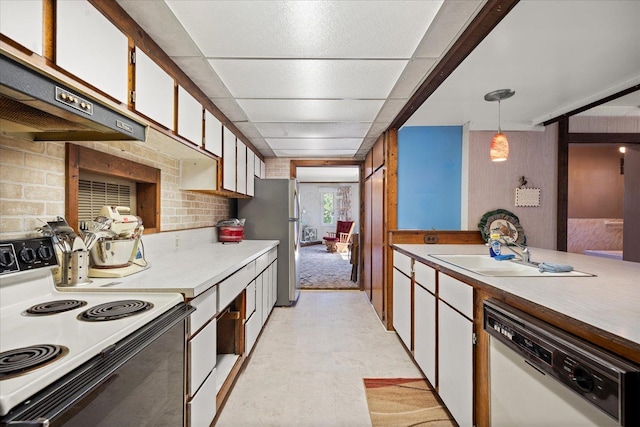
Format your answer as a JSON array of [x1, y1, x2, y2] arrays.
[[484, 89, 515, 162]]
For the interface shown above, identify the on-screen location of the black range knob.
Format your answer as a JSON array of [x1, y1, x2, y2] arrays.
[[19, 247, 37, 264], [37, 245, 54, 261], [0, 248, 15, 267], [571, 366, 594, 392]]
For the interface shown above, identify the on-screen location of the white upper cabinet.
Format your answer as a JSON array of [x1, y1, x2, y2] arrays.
[[0, 0, 43, 55], [180, 158, 217, 191], [204, 110, 222, 157], [177, 86, 203, 145], [134, 49, 174, 130], [56, 0, 128, 103], [260, 160, 266, 179], [222, 127, 236, 192], [236, 141, 247, 195], [246, 150, 255, 197], [254, 154, 261, 178]]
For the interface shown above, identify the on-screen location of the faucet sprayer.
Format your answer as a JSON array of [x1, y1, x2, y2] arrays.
[[498, 236, 532, 264]]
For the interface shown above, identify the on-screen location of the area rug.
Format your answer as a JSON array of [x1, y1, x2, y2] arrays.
[[363, 378, 455, 427], [298, 243, 358, 289]]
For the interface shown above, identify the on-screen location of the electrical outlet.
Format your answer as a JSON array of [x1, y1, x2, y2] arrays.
[[424, 234, 439, 244], [175, 235, 179, 250]]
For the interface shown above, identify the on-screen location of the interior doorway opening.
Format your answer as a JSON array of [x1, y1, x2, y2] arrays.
[[291, 161, 363, 290]]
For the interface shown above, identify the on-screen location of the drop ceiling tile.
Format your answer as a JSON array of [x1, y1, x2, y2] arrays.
[[232, 122, 263, 138], [165, 0, 443, 58], [207, 59, 408, 99], [209, 98, 248, 122], [236, 99, 385, 123], [172, 57, 232, 99], [388, 58, 437, 99], [117, 0, 201, 57], [254, 122, 372, 138], [273, 149, 356, 158], [365, 122, 391, 139], [414, 0, 484, 58], [266, 139, 362, 151], [375, 100, 411, 123]]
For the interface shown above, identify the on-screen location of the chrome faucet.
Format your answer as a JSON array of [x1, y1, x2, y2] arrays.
[[498, 236, 532, 264]]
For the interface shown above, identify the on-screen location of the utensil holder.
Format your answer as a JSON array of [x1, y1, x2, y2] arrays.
[[58, 250, 90, 286]]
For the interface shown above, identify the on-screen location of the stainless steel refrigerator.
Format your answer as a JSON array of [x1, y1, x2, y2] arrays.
[[238, 178, 300, 306]]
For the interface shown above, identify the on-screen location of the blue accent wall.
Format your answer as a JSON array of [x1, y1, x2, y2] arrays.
[[398, 126, 462, 229]]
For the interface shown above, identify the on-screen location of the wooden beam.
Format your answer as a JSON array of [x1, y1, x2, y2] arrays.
[[543, 85, 640, 126], [388, 0, 520, 129], [566, 133, 640, 144], [556, 119, 569, 252]]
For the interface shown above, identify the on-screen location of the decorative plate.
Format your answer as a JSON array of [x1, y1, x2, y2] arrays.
[[478, 209, 526, 245]]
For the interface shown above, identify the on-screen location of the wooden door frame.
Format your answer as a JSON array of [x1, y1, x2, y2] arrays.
[[556, 117, 640, 251], [290, 159, 365, 290]]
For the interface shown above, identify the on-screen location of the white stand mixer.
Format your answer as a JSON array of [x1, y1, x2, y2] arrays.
[[87, 206, 150, 278]]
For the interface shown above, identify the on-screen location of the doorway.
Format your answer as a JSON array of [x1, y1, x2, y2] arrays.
[[567, 144, 625, 260], [291, 160, 363, 290]]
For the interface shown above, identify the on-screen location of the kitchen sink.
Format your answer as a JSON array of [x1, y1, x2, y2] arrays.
[[430, 254, 595, 277]]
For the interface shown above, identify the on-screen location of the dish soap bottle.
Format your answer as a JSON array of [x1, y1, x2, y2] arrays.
[[489, 234, 502, 257]]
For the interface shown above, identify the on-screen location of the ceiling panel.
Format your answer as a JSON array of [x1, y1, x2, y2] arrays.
[[208, 59, 409, 100], [232, 122, 263, 139], [406, 0, 640, 129], [297, 167, 360, 183], [236, 99, 385, 123], [388, 58, 437, 99], [413, 0, 484, 59], [172, 57, 232, 99], [254, 122, 372, 139], [166, 0, 443, 59], [273, 149, 356, 158], [266, 139, 362, 150], [116, 0, 638, 160], [118, 0, 201, 57], [206, 98, 247, 122]]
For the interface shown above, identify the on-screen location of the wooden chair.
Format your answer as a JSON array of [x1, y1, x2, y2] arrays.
[[323, 220, 355, 253]]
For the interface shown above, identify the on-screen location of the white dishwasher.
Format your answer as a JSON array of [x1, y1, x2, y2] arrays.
[[483, 299, 639, 426]]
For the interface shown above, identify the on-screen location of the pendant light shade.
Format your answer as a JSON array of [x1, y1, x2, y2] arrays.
[[484, 89, 515, 162], [490, 132, 509, 161]]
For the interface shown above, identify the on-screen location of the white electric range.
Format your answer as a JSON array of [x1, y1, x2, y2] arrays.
[[0, 237, 187, 424]]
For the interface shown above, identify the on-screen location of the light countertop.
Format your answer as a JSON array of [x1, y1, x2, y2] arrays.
[[61, 238, 278, 298], [393, 244, 640, 347]]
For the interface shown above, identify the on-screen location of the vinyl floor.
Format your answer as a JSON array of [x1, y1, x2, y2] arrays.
[[215, 290, 421, 426]]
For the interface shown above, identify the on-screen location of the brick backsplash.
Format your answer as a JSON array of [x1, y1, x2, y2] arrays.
[[265, 157, 291, 178], [0, 135, 231, 239]]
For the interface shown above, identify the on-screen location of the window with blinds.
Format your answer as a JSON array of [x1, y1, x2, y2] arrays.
[[78, 173, 136, 223]]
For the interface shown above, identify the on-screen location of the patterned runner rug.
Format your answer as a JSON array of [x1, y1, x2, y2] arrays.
[[299, 243, 358, 289], [363, 378, 455, 426]]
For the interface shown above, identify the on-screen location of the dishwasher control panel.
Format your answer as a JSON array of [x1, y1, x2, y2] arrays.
[[484, 299, 640, 426]]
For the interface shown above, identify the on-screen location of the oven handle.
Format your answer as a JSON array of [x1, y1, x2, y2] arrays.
[[0, 303, 194, 426], [6, 418, 49, 427]]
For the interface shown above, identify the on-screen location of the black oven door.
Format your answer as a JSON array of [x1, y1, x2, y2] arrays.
[[0, 304, 193, 427]]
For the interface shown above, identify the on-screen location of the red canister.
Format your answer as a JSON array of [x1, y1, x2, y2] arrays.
[[218, 226, 244, 243]]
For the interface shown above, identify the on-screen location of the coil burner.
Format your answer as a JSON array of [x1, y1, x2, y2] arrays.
[[0, 345, 69, 380], [77, 300, 154, 322], [25, 299, 88, 316]]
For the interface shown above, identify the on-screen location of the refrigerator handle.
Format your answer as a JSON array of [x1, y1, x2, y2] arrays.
[[288, 218, 299, 222]]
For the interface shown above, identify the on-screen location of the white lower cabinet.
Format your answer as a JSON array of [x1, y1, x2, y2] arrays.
[[188, 318, 217, 397], [392, 249, 475, 427], [184, 244, 278, 426], [245, 311, 261, 355], [187, 368, 217, 427], [246, 279, 256, 318], [438, 273, 474, 427], [413, 283, 436, 386], [255, 273, 264, 328], [392, 267, 412, 349]]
